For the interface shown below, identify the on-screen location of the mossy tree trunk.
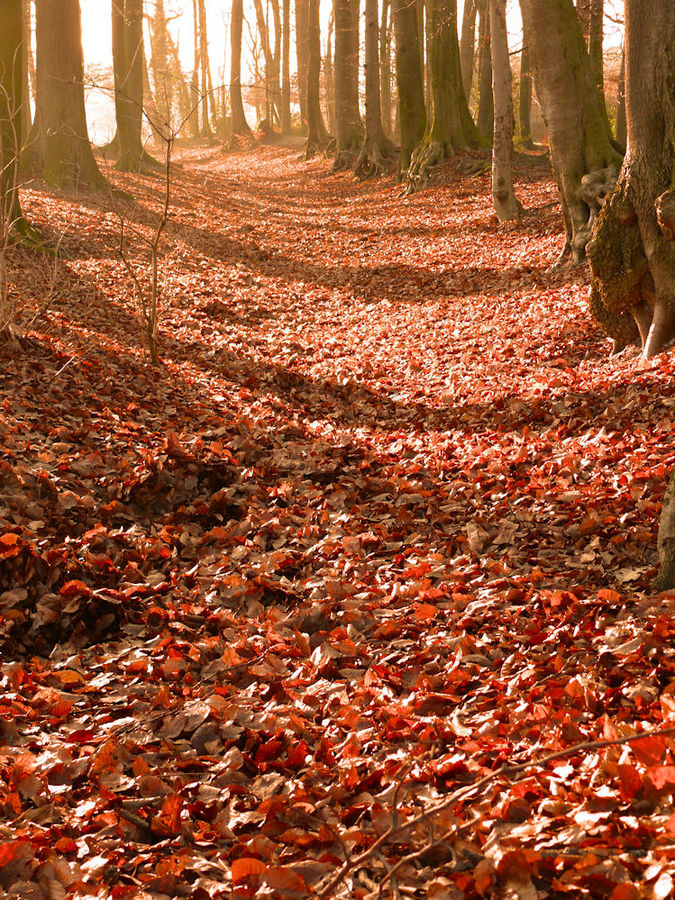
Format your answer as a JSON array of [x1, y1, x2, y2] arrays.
[[587, 0, 675, 358], [519, 0, 621, 263], [406, 0, 479, 192], [333, 0, 363, 168], [304, 0, 329, 157], [354, 0, 395, 178], [392, 0, 426, 176], [489, 0, 520, 220], [229, 0, 251, 139], [26, 0, 108, 191]]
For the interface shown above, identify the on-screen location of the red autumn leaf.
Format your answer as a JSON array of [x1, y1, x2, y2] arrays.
[[609, 886, 640, 900], [231, 858, 266, 884], [414, 602, 438, 621], [153, 794, 183, 836], [617, 764, 643, 801], [59, 579, 91, 598], [264, 866, 306, 893], [0, 533, 21, 558], [645, 766, 675, 792], [631, 736, 668, 767]]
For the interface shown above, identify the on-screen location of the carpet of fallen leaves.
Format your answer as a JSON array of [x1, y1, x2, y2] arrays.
[[0, 142, 674, 900]]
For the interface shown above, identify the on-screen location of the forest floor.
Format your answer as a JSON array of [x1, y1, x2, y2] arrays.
[[1, 141, 674, 900]]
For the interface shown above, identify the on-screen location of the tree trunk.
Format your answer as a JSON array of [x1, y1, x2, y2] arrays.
[[270, 0, 282, 125], [459, 0, 477, 101], [0, 0, 25, 230], [392, 0, 426, 176], [295, 0, 309, 129], [20, 0, 32, 137], [518, 41, 534, 149], [587, 0, 675, 360], [354, 0, 395, 178], [406, 0, 479, 191], [197, 0, 212, 136], [324, 12, 336, 135], [614, 46, 626, 149], [252, 0, 280, 127], [189, 0, 200, 135], [333, 0, 363, 167], [588, 0, 603, 94], [520, 0, 621, 263], [147, 0, 173, 131], [281, 0, 291, 131], [26, 0, 108, 191], [476, 0, 493, 140], [489, 0, 519, 220], [379, 0, 392, 136], [229, 0, 251, 138], [655, 471, 675, 591], [112, 0, 149, 172], [304, 0, 329, 156]]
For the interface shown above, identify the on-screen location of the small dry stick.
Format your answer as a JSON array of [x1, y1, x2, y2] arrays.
[[317, 724, 675, 898]]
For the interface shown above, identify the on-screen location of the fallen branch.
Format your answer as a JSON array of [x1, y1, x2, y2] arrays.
[[317, 723, 675, 898]]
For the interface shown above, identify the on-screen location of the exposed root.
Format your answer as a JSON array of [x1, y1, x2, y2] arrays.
[[353, 135, 397, 180], [404, 141, 444, 195], [332, 149, 358, 172], [304, 135, 330, 161], [656, 188, 675, 241], [223, 133, 255, 153]]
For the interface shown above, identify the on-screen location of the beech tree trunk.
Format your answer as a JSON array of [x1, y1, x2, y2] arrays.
[[229, 0, 251, 137], [476, 0, 493, 140], [379, 0, 392, 136], [615, 47, 626, 149], [111, 0, 148, 172], [392, 0, 426, 176], [20, 0, 31, 137], [304, 0, 329, 156], [520, 0, 620, 263], [354, 0, 394, 177], [518, 41, 534, 149], [406, 0, 479, 191], [26, 0, 108, 191], [295, 0, 309, 129], [489, 0, 519, 220], [459, 0, 477, 100], [0, 0, 25, 229], [324, 12, 336, 135], [281, 0, 291, 132], [587, 0, 675, 361], [333, 0, 363, 166], [197, 0, 212, 135]]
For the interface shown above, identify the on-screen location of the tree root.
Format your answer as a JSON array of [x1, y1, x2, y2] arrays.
[[332, 149, 358, 172], [353, 134, 397, 180], [223, 133, 255, 153], [403, 141, 444, 195]]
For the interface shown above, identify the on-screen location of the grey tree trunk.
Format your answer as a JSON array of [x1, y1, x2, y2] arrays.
[[476, 0, 493, 140], [520, 0, 620, 263], [489, 0, 519, 220], [333, 0, 363, 167], [392, 0, 426, 176], [26, 0, 108, 191], [354, 0, 395, 177], [229, 0, 251, 138]]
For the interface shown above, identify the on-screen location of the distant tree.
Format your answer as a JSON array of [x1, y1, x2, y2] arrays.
[[252, 0, 280, 125], [520, 0, 620, 264], [518, 41, 534, 149], [333, 0, 363, 167], [304, 0, 329, 157], [229, 0, 252, 139], [379, 0, 392, 136], [489, 0, 520, 220], [281, 0, 291, 132], [392, 0, 426, 175], [354, 0, 395, 177], [324, 12, 336, 134], [295, 0, 309, 128], [25, 0, 108, 191]]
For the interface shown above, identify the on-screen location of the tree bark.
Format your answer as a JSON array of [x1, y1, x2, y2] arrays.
[[406, 0, 479, 191], [304, 0, 329, 156], [111, 0, 150, 172], [379, 0, 392, 136], [614, 46, 626, 149], [459, 0, 477, 101], [324, 11, 336, 135], [518, 41, 534, 149], [20, 0, 31, 136], [333, 0, 363, 166], [0, 0, 25, 229], [197, 0, 212, 135], [295, 0, 309, 129], [489, 0, 519, 220], [392, 0, 426, 176], [476, 0, 493, 140], [587, 0, 675, 360], [519, 0, 620, 263], [229, 0, 251, 138], [25, 0, 108, 191], [281, 0, 291, 132], [354, 0, 395, 177]]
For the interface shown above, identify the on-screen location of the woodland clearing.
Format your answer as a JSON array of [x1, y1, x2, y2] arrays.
[[0, 143, 674, 899]]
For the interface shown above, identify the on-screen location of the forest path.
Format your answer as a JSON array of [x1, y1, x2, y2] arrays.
[[0, 143, 674, 898]]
